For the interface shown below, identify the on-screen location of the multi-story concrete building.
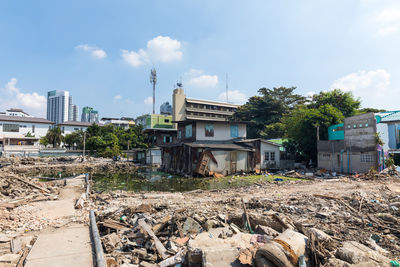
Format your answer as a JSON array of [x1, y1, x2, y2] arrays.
[[135, 114, 176, 147], [318, 113, 379, 173], [47, 90, 78, 124], [5, 108, 31, 117], [68, 100, 79, 122], [161, 87, 258, 176], [81, 106, 99, 123], [100, 117, 134, 129], [0, 114, 54, 156]]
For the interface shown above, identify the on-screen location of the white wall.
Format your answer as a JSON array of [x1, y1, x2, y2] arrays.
[[260, 142, 281, 169], [0, 121, 51, 139], [377, 123, 389, 150], [61, 125, 88, 135], [195, 122, 246, 141]]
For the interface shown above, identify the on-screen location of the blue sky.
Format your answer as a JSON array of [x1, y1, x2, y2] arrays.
[[0, 0, 399, 118]]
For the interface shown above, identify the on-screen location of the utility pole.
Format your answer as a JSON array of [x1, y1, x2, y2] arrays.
[[83, 131, 86, 162], [226, 73, 229, 103], [150, 69, 157, 115]]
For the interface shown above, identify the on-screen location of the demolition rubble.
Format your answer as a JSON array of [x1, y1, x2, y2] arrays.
[[0, 156, 399, 266], [92, 176, 400, 267]]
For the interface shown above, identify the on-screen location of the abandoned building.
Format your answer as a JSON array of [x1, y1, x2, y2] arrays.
[[317, 112, 381, 173], [160, 87, 288, 176]]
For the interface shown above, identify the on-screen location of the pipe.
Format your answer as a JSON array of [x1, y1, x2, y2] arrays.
[[89, 210, 106, 267]]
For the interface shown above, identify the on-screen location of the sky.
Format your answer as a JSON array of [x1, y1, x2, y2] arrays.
[[0, 0, 399, 118]]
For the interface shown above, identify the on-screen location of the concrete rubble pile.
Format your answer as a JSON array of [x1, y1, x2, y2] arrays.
[[92, 180, 400, 267]]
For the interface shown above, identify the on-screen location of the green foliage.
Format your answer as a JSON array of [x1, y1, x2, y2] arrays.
[[284, 104, 344, 162], [64, 131, 84, 149], [308, 89, 360, 117], [40, 136, 49, 146], [260, 122, 286, 139], [46, 127, 63, 148], [233, 87, 305, 138], [358, 108, 387, 114], [375, 132, 384, 146], [24, 131, 35, 137], [82, 124, 147, 157]]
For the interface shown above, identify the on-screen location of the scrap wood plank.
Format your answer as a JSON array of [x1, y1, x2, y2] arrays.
[[152, 215, 171, 235], [101, 219, 129, 231], [12, 176, 50, 194], [138, 219, 168, 259]]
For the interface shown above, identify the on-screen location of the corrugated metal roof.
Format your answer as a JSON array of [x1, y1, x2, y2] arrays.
[[0, 115, 55, 124], [380, 111, 400, 122]]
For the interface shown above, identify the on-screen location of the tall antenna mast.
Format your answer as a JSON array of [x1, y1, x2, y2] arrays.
[[226, 73, 229, 103], [150, 68, 157, 114]]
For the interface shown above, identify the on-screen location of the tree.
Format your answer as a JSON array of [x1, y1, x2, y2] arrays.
[[284, 104, 344, 162], [233, 87, 306, 138], [358, 108, 386, 114], [40, 136, 49, 147], [46, 127, 63, 148], [309, 89, 360, 117], [64, 131, 84, 150]]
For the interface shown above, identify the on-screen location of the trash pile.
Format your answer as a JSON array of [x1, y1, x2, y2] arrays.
[[92, 178, 400, 266]]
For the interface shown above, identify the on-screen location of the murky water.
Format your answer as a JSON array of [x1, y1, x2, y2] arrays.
[[92, 168, 296, 192]]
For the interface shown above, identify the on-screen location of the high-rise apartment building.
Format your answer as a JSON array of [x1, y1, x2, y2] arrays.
[[47, 90, 70, 124], [47, 90, 78, 124], [81, 106, 99, 123]]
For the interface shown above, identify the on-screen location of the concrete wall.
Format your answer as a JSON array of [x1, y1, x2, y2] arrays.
[[344, 113, 377, 152], [260, 142, 281, 169], [172, 88, 186, 123], [195, 122, 246, 141], [0, 121, 51, 139], [318, 150, 377, 173]]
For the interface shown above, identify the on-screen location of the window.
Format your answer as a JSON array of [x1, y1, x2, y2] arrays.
[[74, 128, 79, 131], [3, 123, 19, 132], [165, 119, 170, 123], [163, 136, 172, 143], [178, 130, 181, 139], [361, 153, 374, 163], [264, 151, 276, 161], [205, 123, 214, 137], [270, 151, 275, 161], [185, 124, 192, 138], [230, 125, 238, 138], [32, 125, 35, 133], [365, 123, 369, 127]]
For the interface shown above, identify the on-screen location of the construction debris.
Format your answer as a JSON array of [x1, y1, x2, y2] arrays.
[[91, 175, 400, 266]]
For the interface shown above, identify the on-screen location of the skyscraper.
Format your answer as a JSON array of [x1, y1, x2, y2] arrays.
[[81, 106, 99, 123], [47, 90, 70, 124]]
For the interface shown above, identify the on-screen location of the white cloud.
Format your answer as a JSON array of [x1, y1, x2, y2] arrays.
[[0, 78, 46, 116], [184, 69, 219, 88], [121, 36, 183, 67], [188, 75, 219, 88], [330, 69, 399, 109], [144, 96, 153, 105], [373, 7, 400, 36], [76, 44, 107, 59], [113, 95, 122, 100], [217, 90, 247, 105]]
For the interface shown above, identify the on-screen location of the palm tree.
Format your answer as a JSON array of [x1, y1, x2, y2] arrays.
[[46, 127, 63, 147]]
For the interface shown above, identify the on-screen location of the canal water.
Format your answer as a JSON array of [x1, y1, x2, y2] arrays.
[[92, 168, 293, 192]]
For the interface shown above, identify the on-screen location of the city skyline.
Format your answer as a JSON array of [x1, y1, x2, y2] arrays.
[[0, 1, 400, 118]]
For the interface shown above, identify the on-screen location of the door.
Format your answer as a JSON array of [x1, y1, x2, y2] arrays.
[[230, 152, 237, 174]]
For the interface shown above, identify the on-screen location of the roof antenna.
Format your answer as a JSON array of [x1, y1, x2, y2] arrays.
[[226, 73, 229, 103]]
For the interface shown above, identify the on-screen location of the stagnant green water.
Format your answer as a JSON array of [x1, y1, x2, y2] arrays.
[[92, 168, 298, 192]]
